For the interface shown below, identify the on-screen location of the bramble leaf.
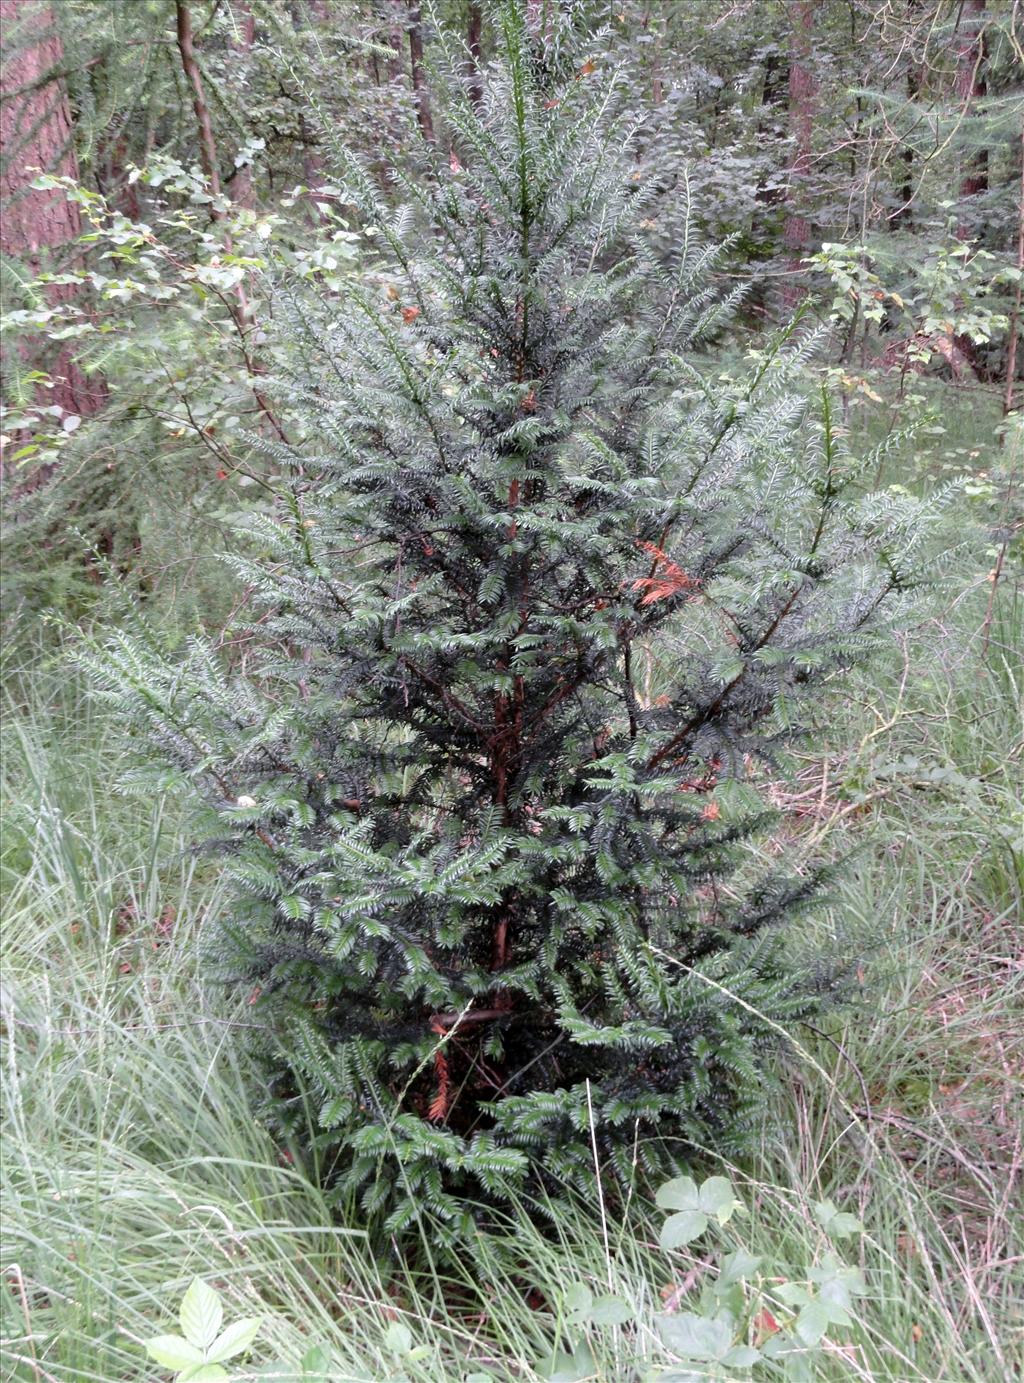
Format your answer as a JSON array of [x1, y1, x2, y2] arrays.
[[180, 1278, 223, 1351], [207, 1315, 262, 1363], [655, 1175, 700, 1211], [146, 1335, 204, 1370], [660, 1209, 709, 1249]]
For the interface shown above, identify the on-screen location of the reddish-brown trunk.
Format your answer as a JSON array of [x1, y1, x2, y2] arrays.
[[0, 0, 104, 419], [781, 0, 817, 308], [407, 4, 434, 142], [174, 0, 222, 209]]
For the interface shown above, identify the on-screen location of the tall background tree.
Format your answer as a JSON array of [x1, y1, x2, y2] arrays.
[[0, 0, 104, 421], [781, 0, 818, 307]]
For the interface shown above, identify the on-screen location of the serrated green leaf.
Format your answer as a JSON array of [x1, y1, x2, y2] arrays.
[[796, 1299, 831, 1345], [207, 1315, 261, 1363], [564, 1282, 593, 1323], [762, 1333, 815, 1382], [655, 1175, 700, 1211], [814, 1198, 863, 1238], [822, 1299, 853, 1326], [657, 1310, 734, 1361], [384, 1320, 413, 1355], [718, 1249, 761, 1285], [588, 1294, 633, 1326], [714, 1280, 746, 1318], [774, 1281, 811, 1306], [810, 1258, 868, 1308], [660, 1209, 709, 1249], [180, 1278, 223, 1351], [180, 1366, 229, 1383], [697, 1176, 736, 1213], [301, 1343, 333, 1375], [722, 1343, 762, 1366], [146, 1335, 204, 1370], [535, 1340, 596, 1382]]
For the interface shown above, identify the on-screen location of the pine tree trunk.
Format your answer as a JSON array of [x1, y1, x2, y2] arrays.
[[950, 0, 989, 376], [781, 0, 817, 308], [0, 0, 104, 420], [407, 3, 434, 142]]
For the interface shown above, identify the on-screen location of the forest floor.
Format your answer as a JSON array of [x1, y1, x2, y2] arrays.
[[1, 399, 1021, 1382]]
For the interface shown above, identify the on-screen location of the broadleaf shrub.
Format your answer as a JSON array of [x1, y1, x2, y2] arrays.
[[90, 2, 943, 1236]]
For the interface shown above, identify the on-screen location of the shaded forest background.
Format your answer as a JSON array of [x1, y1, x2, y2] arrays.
[[0, 0, 1020, 617]]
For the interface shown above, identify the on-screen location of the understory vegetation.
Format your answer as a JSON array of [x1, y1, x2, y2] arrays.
[[1, 1, 1021, 1380]]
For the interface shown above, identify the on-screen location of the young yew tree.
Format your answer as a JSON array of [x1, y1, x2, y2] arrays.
[[93, 5, 938, 1234]]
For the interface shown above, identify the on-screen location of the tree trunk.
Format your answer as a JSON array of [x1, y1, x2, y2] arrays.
[[174, 0, 223, 211], [467, 1, 483, 106], [955, 0, 987, 239], [892, 1, 920, 231], [893, 64, 919, 228], [300, 0, 331, 199], [407, 3, 434, 142], [174, 0, 287, 442], [387, 0, 403, 82], [526, 0, 549, 37], [227, 0, 256, 208], [1004, 128, 1023, 416], [781, 0, 817, 308], [0, 0, 104, 420], [641, 4, 663, 106]]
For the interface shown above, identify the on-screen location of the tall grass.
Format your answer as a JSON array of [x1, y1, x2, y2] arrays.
[[1, 569, 1020, 1380]]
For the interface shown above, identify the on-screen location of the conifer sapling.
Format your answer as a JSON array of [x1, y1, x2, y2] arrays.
[[92, 2, 942, 1235]]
